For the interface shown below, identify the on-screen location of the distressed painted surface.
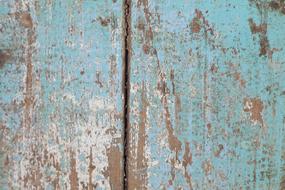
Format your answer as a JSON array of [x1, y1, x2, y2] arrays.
[[0, 0, 124, 189], [128, 0, 285, 189]]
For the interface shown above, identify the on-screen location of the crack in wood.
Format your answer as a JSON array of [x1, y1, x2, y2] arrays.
[[122, 0, 132, 189]]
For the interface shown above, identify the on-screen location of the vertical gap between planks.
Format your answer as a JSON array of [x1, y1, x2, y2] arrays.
[[122, 0, 131, 189]]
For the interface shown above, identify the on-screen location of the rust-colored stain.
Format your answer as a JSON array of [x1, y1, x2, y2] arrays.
[[170, 70, 182, 126], [175, 94, 181, 125], [163, 88, 182, 187], [163, 89, 182, 157], [210, 64, 218, 74], [106, 145, 123, 190], [248, 18, 267, 34], [248, 18, 269, 57], [143, 43, 150, 54], [244, 97, 264, 127], [202, 160, 212, 176], [137, 0, 152, 25], [169, 158, 176, 186], [137, 18, 145, 31], [214, 144, 224, 157], [191, 10, 202, 33], [137, 0, 154, 55], [183, 142, 193, 189], [98, 17, 110, 27], [183, 142, 192, 169], [19, 12, 33, 28], [69, 151, 79, 190], [269, 0, 285, 14], [157, 74, 182, 159], [190, 9, 213, 35], [23, 10, 35, 131], [156, 67, 182, 158], [0, 50, 11, 69], [233, 72, 246, 87]]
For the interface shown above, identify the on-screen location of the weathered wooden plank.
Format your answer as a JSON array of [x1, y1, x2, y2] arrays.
[[128, 0, 285, 189], [0, 0, 124, 189]]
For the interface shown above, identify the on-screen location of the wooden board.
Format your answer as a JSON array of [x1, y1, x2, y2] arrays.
[[0, 0, 124, 189], [127, 0, 285, 189]]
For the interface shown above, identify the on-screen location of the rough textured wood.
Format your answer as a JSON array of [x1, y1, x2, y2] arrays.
[[0, 0, 124, 189], [128, 0, 285, 189]]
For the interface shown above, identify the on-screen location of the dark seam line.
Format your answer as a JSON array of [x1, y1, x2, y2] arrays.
[[122, 0, 131, 190]]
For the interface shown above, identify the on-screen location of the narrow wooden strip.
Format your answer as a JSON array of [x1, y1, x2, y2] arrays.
[[0, 0, 124, 189], [128, 0, 285, 189]]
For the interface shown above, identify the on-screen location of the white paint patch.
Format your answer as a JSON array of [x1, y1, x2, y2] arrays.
[[89, 97, 115, 112]]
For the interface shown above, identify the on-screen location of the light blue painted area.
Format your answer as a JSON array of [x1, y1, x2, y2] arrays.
[[130, 0, 285, 189], [1, 0, 285, 189], [0, 0, 124, 189]]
